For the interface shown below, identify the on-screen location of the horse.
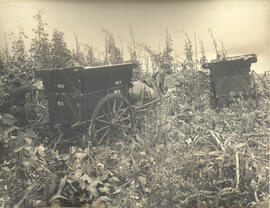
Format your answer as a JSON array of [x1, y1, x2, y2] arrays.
[[128, 72, 164, 106]]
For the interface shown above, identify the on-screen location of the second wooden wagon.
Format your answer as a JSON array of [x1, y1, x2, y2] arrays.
[[202, 54, 257, 107]]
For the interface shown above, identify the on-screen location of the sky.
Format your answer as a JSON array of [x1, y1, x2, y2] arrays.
[[0, 0, 269, 73]]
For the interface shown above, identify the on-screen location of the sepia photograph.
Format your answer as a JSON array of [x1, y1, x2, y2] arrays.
[[0, 0, 269, 207]]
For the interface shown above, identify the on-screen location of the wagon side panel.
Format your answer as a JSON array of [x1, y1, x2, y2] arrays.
[[105, 65, 133, 99], [38, 67, 83, 93], [82, 64, 133, 120], [214, 74, 251, 97], [83, 91, 107, 121], [210, 61, 252, 100], [82, 68, 108, 93], [47, 93, 83, 125]]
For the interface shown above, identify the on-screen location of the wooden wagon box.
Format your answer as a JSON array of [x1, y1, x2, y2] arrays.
[[37, 63, 136, 125], [202, 54, 257, 107]]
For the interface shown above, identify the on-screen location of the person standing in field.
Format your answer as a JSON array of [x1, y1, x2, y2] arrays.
[[7, 75, 33, 126]]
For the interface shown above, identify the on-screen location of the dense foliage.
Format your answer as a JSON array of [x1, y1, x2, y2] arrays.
[[0, 67, 269, 208], [0, 9, 269, 208]]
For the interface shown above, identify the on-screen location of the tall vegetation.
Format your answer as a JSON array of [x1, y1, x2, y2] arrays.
[[85, 44, 99, 66], [198, 35, 207, 65], [0, 8, 269, 208], [10, 28, 28, 69], [0, 51, 5, 74], [183, 30, 194, 69], [149, 28, 174, 73], [29, 10, 51, 69], [209, 29, 227, 60], [102, 28, 123, 65], [0, 10, 218, 75], [51, 30, 71, 68], [128, 25, 137, 61], [72, 32, 86, 66]]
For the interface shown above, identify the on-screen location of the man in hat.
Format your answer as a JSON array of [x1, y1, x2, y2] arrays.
[[7, 76, 33, 126]]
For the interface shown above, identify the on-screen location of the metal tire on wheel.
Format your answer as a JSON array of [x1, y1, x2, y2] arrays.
[[89, 94, 135, 145]]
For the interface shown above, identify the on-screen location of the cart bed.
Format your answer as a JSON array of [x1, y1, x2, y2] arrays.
[[37, 63, 136, 125]]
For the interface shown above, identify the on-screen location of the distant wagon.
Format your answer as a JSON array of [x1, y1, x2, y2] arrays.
[[202, 54, 257, 107], [37, 62, 160, 145]]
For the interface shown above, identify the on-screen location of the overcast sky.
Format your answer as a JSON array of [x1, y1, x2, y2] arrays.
[[0, 0, 269, 72]]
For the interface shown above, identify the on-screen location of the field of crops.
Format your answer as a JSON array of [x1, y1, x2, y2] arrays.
[[0, 9, 269, 208], [0, 66, 269, 208]]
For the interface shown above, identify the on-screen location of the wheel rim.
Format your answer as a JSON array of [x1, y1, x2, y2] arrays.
[[91, 94, 134, 145]]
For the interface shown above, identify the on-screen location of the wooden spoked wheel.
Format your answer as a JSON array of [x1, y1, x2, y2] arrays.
[[89, 94, 135, 145]]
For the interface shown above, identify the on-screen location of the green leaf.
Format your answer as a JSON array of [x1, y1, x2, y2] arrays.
[[111, 188, 122, 194], [98, 186, 110, 194], [87, 180, 102, 198], [23, 161, 31, 168], [24, 137, 32, 145], [138, 176, 147, 185], [0, 113, 17, 126], [79, 179, 86, 190], [94, 196, 111, 204], [98, 172, 108, 182], [75, 152, 87, 159], [208, 151, 223, 157], [104, 183, 111, 188], [37, 145, 46, 157], [108, 176, 120, 184], [80, 173, 93, 183], [234, 142, 247, 151], [25, 129, 37, 139], [74, 169, 83, 179], [13, 145, 24, 153], [2, 167, 11, 172]]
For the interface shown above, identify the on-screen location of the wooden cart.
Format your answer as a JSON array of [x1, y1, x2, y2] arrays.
[[37, 63, 141, 145], [202, 54, 257, 107]]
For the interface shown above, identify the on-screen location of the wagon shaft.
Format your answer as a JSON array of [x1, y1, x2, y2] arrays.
[[202, 54, 257, 107]]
